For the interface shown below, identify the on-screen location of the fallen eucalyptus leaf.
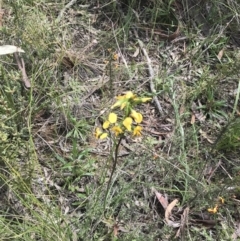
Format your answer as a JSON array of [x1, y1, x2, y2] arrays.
[[165, 199, 180, 227], [0, 45, 24, 55]]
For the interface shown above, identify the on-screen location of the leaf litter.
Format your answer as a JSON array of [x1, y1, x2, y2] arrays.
[[2, 1, 240, 240]]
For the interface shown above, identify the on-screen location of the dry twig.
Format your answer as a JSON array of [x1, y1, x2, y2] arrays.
[[134, 31, 163, 114], [14, 53, 31, 88]]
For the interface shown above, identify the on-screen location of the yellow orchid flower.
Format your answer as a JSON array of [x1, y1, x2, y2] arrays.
[[97, 91, 151, 139], [103, 120, 110, 129], [207, 205, 218, 214], [108, 113, 117, 123], [111, 91, 137, 109], [111, 126, 123, 136], [125, 91, 135, 99], [130, 110, 143, 124], [99, 133, 108, 139], [133, 126, 142, 136], [123, 117, 132, 131]]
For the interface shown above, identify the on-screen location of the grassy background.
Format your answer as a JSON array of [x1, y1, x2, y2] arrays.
[[1, 0, 240, 240]]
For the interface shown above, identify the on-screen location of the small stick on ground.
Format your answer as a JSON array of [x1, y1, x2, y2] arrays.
[[134, 30, 163, 114], [14, 53, 31, 88]]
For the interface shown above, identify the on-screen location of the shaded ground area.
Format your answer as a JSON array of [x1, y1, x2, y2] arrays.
[[1, 0, 240, 240]]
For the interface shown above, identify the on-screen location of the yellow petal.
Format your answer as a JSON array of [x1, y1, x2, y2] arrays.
[[95, 127, 102, 138], [131, 110, 143, 123], [141, 97, 152, 102], [125, 91, 134, 99], [113, 53, 118, 61], [103, 120, 110, 129], [132, 97, 140, 102], [111, 126, 123, 136], [123, 117, 132, 131], [133, 97, 152, 103], [207, 208, 215, 214], [108, 113, 117, 123], [219, 197, 224, 204], [111, 100, 122, 109], [100, 133, 108, 139], [133, 126, 142, 136], [116, 95, 125, 100], [137, 113, 143, 123], [207, 205, 218, 214], [120, 101, 127, 110]]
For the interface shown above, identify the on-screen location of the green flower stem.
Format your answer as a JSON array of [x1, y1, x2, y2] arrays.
[[103, 135, 123, 218]]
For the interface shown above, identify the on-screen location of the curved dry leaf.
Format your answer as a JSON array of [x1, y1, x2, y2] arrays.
[[132, 47, 139, 57], [155, 191, 168, 209], [199, 129, 214, 144], [217, 49, 224, 61], [190, 113, 195, 124], [165, 199, 180, 227]]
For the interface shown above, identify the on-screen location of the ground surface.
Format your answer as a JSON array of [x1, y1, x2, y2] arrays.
[[1, 0, 240, 240]]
